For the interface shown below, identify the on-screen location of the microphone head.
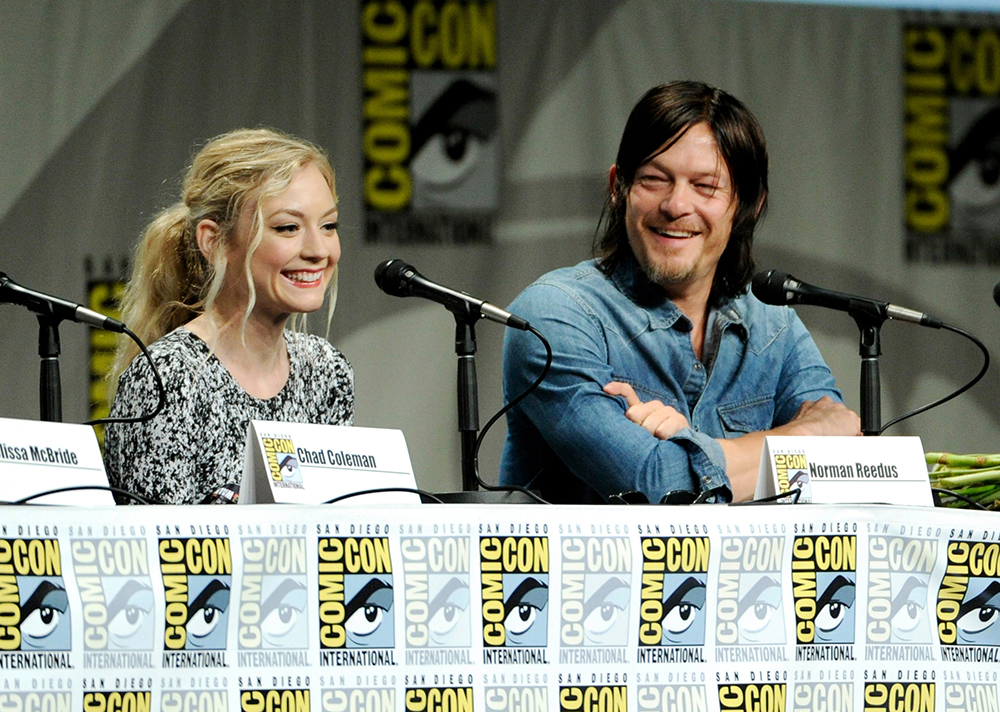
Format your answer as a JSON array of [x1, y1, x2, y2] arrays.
[[374, 259, 420, 297], [750, 270, 794, 306], [993, 280, 1000, 309]]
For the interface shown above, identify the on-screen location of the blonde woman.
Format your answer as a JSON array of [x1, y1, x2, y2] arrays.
[[104, 129, 353, 504]]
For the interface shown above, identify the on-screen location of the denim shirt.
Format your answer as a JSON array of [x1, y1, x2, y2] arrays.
[[499, 255, 841, 504]]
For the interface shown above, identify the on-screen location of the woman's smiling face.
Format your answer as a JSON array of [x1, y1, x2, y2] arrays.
[[229, 163, 340, 322]]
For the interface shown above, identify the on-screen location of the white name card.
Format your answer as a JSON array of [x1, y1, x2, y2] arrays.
[[755, 435, 932, 506], [0, 416, 114, 505], [241, 421, 419, 504]]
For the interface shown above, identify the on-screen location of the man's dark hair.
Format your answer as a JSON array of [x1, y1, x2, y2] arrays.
[[594, 81, 769, 302]]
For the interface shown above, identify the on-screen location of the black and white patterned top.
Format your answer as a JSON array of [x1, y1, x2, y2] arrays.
[[104, 327, 354, 504]]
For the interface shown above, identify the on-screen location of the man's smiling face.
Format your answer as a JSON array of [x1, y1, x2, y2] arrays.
[[623, 122, 737, 300]]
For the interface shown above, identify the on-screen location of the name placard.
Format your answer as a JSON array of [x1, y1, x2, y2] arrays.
[[241, 420, 419, 504], [755, 435, 932, 506], [0, 416, 114, 505]]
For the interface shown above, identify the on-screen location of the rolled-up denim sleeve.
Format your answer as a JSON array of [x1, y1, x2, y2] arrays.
[[502, 283, 731, 503]]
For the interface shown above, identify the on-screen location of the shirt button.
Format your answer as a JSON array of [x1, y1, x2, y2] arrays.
[[702, 476, 712, 484], [693, 425, 699, 431], [694, 363, 702, 371]]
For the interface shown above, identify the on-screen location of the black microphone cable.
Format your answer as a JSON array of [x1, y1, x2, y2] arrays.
[[84, 325, 167, 427], [6, 485, 156, 505], [472, 325, 553, 504], [877, 322, 989, 434]]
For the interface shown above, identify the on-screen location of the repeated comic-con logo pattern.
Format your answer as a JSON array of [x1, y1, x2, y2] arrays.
[[638, 537, 709, 663], [716, 537, 786, 661], [792, 535, 857, 661], [0, 539, 71, 656], [480, 536, 549, 663], [865, 536, 937, 660], [238, 537, 309, 664], [159, 537, 232, 666], [318, 536, 395, 666], [560, 536, 631, 658], [72, 537, 155, 668], [937, 541, 1000, 658], [402, 536, 472, 665]]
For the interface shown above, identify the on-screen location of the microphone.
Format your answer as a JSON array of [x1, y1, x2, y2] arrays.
[[1, 271, 126, 332], [751, 270, 942, 328], [374, 259, 530, 330], [993, 280, 1000, 308]]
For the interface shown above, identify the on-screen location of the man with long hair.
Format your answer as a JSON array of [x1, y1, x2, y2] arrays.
[[500, 81, 859, 504]]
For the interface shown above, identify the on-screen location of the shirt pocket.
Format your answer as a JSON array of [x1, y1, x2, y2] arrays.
[[717, 395, 775, 436]]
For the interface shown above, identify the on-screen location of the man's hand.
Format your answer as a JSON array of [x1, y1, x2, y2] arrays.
[[778, 396, 862, 437], [604, 381, 690, 440]]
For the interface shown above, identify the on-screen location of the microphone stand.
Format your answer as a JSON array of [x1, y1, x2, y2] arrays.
[[37, 315, 63, 422], [453, 314, 480, 491], [847, 301, 884, 436]]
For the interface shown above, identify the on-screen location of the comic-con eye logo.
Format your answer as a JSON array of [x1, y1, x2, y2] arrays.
[[863, 683, 935, 712], [792, 536, 856, 645], [561, 537, 631, 647], [560, 686, 627, 712], [866, 536, 936, 645], [239, 538, 308, 650], [938, 541, 1000, 647], [263, 438, 302, 485], [639, 537, 708, 647], [159, 538, 232, 651], [402, 537, 470, 648], [318, 537, 394, 649], [71, 539, 154, 651], [719, 685, 785, 712], [716, 537, 785, 646], [0, 539, 71, 651], [480, 537, 549, 648]]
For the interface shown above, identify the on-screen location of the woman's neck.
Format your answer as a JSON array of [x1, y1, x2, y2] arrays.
[[186, 307, 291, 399]]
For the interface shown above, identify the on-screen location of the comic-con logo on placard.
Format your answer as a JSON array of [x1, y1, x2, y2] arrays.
[[361, 1, 498, 244], [0, 538, 72, 668], [791, 535, 857, 661], [263, 436, 303, 488], [865, 535, 936, 661], [773, 453, 810, 502], [318, 536, 396, 666], [402, 536, 473, 665], [715, 536, 788, 662], [790, 680, 853, 712], [937, 540, 1000, 661], [864, 681, 935, 712], [560, 686, 626, 712], [560, 536, 631, 665], [480, 536, 550, 664], [159, 537, 232, 667], [71, 538, 156, 667], [904, 23, 1000, 265], [637, 536, 708, 663], [719, 684, 786, 712], [238, 537, 309, 666]]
